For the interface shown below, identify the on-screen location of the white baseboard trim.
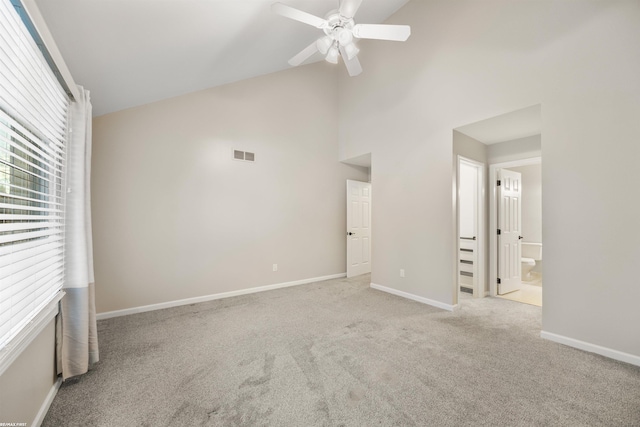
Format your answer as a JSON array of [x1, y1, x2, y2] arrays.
[[32, 377, 62, 427], [370, 283, 455, 312], [97, 273, 347, 320], [540, 331, 640, 367]]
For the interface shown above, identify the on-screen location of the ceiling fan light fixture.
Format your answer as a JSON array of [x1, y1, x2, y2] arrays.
[[272, 1, 411, 76], [325, 45, 339, 64], [336, 28, 353, 46], [343, 42, 359, 60], [316, 36, 332, 55]]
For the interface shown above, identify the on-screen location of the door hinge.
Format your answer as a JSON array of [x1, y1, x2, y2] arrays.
[[497, 180, 501, 186], [497, 229, 501, 235], [497, 278, 501, 284]]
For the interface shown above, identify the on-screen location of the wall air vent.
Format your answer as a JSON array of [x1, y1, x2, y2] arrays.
[[233, 150, 255, 162]]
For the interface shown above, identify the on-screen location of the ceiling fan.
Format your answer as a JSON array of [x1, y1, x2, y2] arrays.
[[271, 0, 411, 77]]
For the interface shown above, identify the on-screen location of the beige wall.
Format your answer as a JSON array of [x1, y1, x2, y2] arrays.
[[338, 0, 640, 357], [453, 131, 488, 166], [487, 135, 541, 164], [92, 63, 368, 313], [0, 320, 57, 425]]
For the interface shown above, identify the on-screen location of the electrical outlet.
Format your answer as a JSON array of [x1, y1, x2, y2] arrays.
[[400, 269, 405, 278], [273, 264, 278, 272]]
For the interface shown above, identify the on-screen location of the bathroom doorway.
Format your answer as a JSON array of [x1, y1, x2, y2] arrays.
[[490, 157, 542, 306]]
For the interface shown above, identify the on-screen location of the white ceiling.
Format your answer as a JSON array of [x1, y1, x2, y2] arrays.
[[455, 105, 541, 145], [34, 0, 410, 116]]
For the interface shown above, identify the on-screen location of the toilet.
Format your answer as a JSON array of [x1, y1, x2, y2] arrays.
[[521, 242, 542, 281]]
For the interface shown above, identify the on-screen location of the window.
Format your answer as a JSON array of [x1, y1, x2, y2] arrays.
[[0, 0, 70, 352], [0, 110, 66, 347]]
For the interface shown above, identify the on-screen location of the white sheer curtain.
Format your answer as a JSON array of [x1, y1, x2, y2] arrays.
[[56, 86, 99, 380]]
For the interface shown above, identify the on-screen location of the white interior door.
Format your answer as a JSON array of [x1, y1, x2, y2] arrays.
[[459, 161, 478, 294], [347, 180, 371, 278], [498, 169, 522, 294]]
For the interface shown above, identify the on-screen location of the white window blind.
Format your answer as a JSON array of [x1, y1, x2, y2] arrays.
[[0, 0, 69, 349]]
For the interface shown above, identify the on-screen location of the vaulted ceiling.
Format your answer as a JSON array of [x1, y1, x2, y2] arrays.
[[35, 0, 410, 116]]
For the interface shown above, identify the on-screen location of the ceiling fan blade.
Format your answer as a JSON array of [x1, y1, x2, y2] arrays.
[[352, 24, 411, 41], [339, 46, 363, 77], [271, 3, 327, 29], [339, 0, 363, 20], [288, 41, 320, 66]]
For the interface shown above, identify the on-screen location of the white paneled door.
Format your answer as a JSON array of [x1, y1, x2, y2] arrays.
[[498, 169, 522, 294], [458, 159, 481, 297], [347, 180, 372, 278]]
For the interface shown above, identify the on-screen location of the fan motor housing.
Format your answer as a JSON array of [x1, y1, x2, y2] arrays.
[[323, 11, 354, 36]]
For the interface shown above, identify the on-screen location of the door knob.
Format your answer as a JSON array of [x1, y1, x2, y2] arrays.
[[348, 232, 355, 236], [518, 236, 523, 240]]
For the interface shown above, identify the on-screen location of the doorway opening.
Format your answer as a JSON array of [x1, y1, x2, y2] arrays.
[[342, 153, 372, 278], [346, 179, 372, 277], [453, 104, 542, 308], [490, 157, 542, 306]]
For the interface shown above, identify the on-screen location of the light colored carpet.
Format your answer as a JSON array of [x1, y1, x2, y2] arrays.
[[44, 274, 640, 426]]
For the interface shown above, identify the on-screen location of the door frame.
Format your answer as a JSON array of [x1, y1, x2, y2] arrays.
[[346, 179, 372, 278], [456, 156, 485, 299], [489, 157, 541, 296]]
